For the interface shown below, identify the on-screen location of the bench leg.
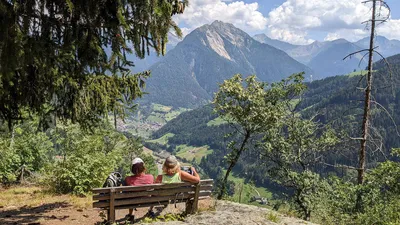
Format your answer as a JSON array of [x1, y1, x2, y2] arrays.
[[109, 188, 116, 222], [185, 200, 194, 215]]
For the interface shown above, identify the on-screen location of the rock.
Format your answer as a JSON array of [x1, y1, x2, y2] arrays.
[[83, 214, 89, 218]]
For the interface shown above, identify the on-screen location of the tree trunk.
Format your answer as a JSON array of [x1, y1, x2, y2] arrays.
[[217, 131, 250, 200], [359, 0, 376, 186], [114, 110, 118, 130], [357, 0, 376, 210]]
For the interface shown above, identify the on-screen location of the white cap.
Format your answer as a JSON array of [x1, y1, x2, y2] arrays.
[[132, 158, 144, 165]]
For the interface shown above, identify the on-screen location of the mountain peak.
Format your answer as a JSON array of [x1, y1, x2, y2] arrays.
[[330, 38, 349, 44], [210, 20, 234, 28]]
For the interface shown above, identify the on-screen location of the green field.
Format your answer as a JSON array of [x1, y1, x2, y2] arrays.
[[147, 114, 166, 124], [175, 144, 213, 163], [146, 104, 189, 124], [147, 133, 175, 145], [346, 70, 374, 77], [152, 103, 172, 113], [224, 171, 273, 205], [165, 107, 188, 122]]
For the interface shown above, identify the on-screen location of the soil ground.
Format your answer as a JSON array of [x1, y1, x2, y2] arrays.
[[0, 186, 317, 225]]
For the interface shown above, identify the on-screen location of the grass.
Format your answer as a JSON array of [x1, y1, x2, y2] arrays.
[[207, 117, 228, 126], [146, 104, 189, 124], [346, 70, 376, 77], [147, 133, 175, 146], [147, 114, 166, 124], [152, 103, 172, 113], [175, 144, 214, 163], [165, 108, 188, 122], [222, 170, 273, 205], [266, 212, 280, 223], [0, 186, 91, 209]]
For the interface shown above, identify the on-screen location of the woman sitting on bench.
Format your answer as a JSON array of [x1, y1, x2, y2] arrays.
[[124, 158, 154, 221], [155, 155, 200, 184]]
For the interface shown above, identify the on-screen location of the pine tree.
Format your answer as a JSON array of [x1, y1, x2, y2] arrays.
[[0, 0, 188, 129]]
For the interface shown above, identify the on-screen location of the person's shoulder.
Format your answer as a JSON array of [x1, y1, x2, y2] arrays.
[[144, 174, 154, 178], [145, 174, 155, 180]]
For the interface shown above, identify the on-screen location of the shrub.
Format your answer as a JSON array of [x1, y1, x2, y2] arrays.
[[0, 121, 53, 183], [45, 123, 153, 195]]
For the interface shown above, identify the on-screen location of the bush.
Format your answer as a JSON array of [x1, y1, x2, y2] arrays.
[[44, 123, 154, 195], [314, 153, 400, 225], [0, 121, 53, 183]]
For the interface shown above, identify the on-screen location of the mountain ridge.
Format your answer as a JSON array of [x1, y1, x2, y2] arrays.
[[141, 21, 312, 108]]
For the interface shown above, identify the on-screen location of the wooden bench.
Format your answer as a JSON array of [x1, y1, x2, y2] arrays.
[[92, 179, 213, 222]]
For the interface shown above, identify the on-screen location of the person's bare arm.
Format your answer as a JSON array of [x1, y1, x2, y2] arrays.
[[180, 167, 200, 183]]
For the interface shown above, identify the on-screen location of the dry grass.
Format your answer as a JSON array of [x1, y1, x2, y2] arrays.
[[0, 185, 92, 210]]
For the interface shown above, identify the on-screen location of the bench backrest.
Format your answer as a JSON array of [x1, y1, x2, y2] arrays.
[[92, 179, 213, 209]]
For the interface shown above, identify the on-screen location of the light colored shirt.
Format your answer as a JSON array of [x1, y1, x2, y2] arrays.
[[161, 173, 181, 183]]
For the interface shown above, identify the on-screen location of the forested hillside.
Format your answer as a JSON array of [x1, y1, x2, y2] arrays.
[[151, 53, 400, 185]]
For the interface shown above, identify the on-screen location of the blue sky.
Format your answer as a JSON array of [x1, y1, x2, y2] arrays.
[[174, 0, 400, 44], [252, 0, 399, 19]]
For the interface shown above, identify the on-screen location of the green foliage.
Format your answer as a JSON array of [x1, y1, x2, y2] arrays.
[[213, 73, 306, 134], [266, 212, 280, 223], [262, 113, 337, 220], [0, 121, 54, 183], [213, 73, 307, 199], [314, 151, 400, 225], [44, 123, 153, 195], [0, 0, 188, 129], [141, 213, 185, 223]]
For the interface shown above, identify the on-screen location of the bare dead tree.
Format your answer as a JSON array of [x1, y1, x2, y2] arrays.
[[344, 0, 391, 211], [344, 0, 391, 184]]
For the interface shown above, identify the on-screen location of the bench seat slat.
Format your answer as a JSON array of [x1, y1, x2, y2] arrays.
[[93, 186, 194, 201], [93, 191, 212, 208], [93, 185, 213, 201], [92, 182, 192, 194]]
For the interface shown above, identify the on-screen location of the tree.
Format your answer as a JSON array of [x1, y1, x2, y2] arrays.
[[262, 114, 337, 220], [343, 0, 391, 210], [0, 0, 188, 129], [0, 120, 54, 183], [213, 73, 306, 199], [344, 0, 391, 185]]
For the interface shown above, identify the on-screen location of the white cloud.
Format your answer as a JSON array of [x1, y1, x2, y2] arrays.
[[323, 19, 400, 42], [324, 29, 367, 42], [266, 0, 397, 44], [374, 19, 400, 41], [174, 0, 267, 35]]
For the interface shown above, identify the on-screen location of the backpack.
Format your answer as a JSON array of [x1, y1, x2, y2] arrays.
[[102, 172, 123, 187]]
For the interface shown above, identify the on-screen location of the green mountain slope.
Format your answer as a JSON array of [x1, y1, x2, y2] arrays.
[[149, 54, 400, 187]]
